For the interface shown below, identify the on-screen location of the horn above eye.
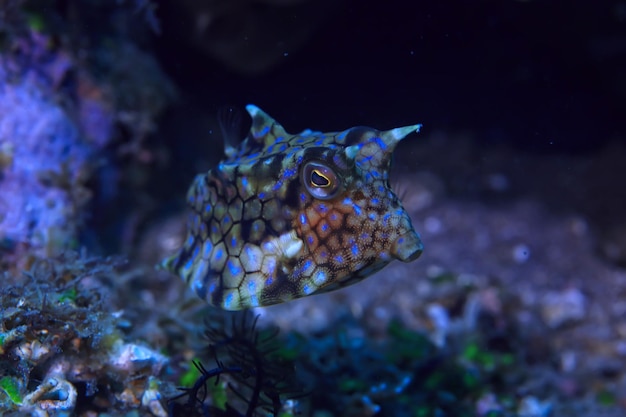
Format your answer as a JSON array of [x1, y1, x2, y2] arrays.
[[302, 161, 341, 200]]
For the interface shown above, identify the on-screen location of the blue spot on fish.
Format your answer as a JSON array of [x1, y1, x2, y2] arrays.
[[283, 167, 297, 179], [266, 258, 276, 274], [183, 258, 194, 273], [203, 241, 213, 258], [227, 260, 242, 276], [373, 137, 387, 150], [224, 293, 234, 309], [314, 271, 327, 285]]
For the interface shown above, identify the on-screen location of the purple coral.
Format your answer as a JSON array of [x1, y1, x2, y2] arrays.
[[0, 67, 95, 258]]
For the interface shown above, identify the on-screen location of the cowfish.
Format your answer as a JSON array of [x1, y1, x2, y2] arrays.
[[162, 105, 423, 310]]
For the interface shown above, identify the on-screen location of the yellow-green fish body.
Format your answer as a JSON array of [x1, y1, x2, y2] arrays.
[[163, 105, 423, 310]]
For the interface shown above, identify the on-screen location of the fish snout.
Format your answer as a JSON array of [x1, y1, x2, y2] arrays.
[[391, 230, 423, 262]]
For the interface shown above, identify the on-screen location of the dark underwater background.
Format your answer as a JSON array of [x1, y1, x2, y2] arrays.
[[0, 0, 625, 416]]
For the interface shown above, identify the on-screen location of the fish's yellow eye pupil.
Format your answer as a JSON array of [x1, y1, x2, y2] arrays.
[[311, 169, 331, 187]]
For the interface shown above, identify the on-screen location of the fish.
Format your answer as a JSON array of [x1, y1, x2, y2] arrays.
[[162, 105, 423, 310]]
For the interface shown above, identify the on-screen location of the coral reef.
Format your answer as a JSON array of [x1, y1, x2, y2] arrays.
[[0, 67, 94, 262], [0, 252, 171, 416], [0, 0, 175, 269], [0, 2, 178, 415]]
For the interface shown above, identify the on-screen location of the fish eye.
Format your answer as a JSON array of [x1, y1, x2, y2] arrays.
[[302, 161, 341, 200]]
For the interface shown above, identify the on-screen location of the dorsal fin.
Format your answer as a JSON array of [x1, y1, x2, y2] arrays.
[[218, 106, 246, 159], [245, 104, 289, 147]]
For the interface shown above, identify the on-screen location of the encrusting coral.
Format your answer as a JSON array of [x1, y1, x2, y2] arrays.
[[0, 252, 170, 416]]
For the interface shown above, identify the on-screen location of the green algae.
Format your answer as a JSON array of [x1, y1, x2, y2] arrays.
[[0, 376, 22, 405], [179, 361, 202, 388]]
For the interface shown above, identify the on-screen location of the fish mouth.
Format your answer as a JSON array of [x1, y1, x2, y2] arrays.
[[391, 230, 424, 262]]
